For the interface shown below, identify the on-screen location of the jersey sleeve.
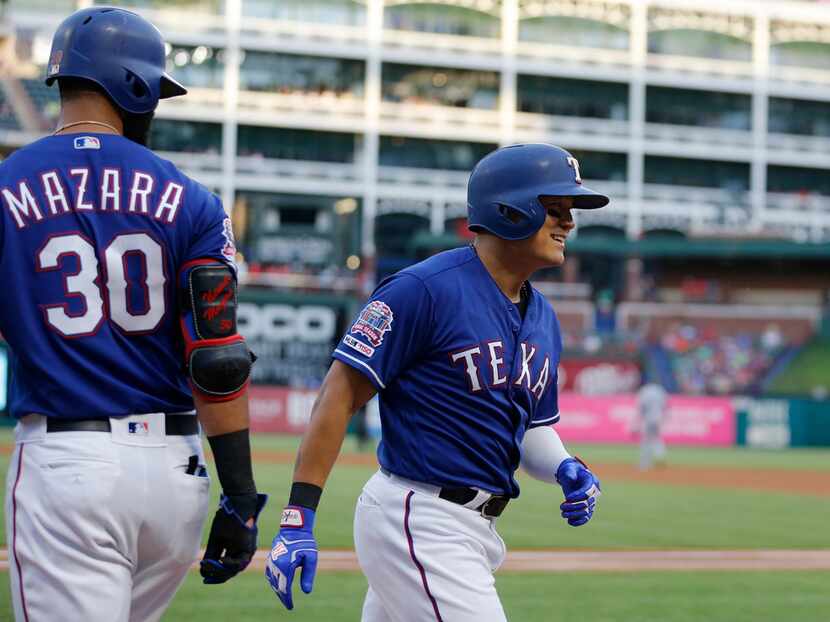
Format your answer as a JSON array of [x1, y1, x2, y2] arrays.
[[528, 368, 559, 428], [529, 313, 562, 428], [182, 189, 237, 268], [332, 272, 433, 391]]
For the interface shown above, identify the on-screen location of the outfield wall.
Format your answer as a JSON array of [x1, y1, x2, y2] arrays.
[[247, 388, 830, 448]]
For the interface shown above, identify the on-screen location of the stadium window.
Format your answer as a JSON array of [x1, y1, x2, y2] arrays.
[[768, 97, 830, 137], [381, 63, 499, 109], [518, 16, 629, 50], [646, 86, 751, 130], [516, 76, 628, 119], [379, 136, 497, 171], [384, 4, 499, 38], [767, 165, 830, 196], [149, 120, 222, 154], [645, 156, 750, 190], [237, 126, 357, 163], [647, 29, 751, 62], [240, 51, 365, 97], [567, 150, 627, 182]]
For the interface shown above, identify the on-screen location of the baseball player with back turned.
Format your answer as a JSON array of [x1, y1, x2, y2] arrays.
[[2, 8, 267, 621], [266, 143, 605, 620]]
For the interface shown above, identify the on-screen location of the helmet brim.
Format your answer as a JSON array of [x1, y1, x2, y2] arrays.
[[160, 73, 187, 99], [539, 183, 609, 209]]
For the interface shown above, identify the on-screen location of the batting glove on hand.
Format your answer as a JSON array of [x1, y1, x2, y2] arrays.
[[265, 506, 319, 610], [556, 457, 601, 527], [200, 493, 268, 584]]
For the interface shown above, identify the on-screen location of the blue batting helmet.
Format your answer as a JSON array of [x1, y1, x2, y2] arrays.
[[45, 7, 187, 115], [467, 143, 609, 240]]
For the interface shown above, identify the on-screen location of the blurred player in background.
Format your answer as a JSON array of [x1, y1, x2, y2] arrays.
[[266, 143, 604, 620], [1, 8, 265, 621], [636, 379, 669, 470]]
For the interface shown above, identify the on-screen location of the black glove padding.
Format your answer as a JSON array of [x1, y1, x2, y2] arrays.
[[200, 492, 268, 584]]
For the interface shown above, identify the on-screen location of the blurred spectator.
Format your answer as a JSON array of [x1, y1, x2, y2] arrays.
[[594, 290, 616, 336], [660, 323, 785, 395]]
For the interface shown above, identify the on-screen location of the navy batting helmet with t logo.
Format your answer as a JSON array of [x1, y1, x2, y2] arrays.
[[467, 143, 609, 240], [45, 7, 187, 115]]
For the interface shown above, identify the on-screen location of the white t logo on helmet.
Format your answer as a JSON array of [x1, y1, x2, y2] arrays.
[[566, 157, 582, 184]]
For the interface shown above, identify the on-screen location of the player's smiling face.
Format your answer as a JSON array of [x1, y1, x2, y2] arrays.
[[525, 196, 576, 268]]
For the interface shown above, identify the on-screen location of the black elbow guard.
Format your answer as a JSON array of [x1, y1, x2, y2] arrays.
[[180, 260, 255, 401], [189, 337, 254, 401]]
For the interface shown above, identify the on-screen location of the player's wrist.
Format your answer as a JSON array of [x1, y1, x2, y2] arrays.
[[288, 481, 323, 512], [207, 429, 257, 495], [280, 505, 316, 531]]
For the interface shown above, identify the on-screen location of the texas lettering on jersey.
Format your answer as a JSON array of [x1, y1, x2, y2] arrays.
[[450, 341, 551, 399]]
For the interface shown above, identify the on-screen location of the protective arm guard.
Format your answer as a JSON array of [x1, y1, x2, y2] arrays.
[[179, 259, 254, 402]]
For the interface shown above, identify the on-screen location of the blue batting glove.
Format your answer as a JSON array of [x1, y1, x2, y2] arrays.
[[265, 506, 318, 610], [556, 457, 601, 527]]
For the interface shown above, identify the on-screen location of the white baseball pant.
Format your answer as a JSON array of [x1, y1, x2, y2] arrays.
[[354, 470, 508, 622], [4, 413, 210, 622]]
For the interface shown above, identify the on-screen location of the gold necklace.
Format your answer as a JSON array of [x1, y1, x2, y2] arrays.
[[53, 120, 120, 135]]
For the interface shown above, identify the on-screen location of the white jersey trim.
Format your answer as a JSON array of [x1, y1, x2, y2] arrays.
[[334, 349, 386, 389], [530, 413, 560, 426]]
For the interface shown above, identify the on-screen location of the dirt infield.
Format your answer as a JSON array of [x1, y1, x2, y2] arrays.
[[1, 442, 827, 496], [2, 548, 830, 573]]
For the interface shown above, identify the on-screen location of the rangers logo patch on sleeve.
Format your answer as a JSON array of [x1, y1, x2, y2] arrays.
[[351, 300, 394, 347]]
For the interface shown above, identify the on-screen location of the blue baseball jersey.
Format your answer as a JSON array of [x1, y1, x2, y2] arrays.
[[0, 133, 235, 418], [333, 245, 562, 497]]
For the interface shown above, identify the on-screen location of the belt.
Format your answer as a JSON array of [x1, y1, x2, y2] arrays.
[[439, 486, 510, 519], [380, 468, 510, 518], [46, 414, 199, 436]]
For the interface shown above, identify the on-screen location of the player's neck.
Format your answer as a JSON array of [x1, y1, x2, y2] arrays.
[[55, 96, 124, 136], [473, 238, 533, 303]]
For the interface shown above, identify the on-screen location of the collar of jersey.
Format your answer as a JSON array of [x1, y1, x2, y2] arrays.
[[467, 245, 537, 316]]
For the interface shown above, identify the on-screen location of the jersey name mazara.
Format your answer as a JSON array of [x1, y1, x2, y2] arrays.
[[2, 167, 184, 229]]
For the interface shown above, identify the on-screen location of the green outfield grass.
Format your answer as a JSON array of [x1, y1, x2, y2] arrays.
[[3, 458, 830, 550], [768, 338, 830, 396], [244, 433, 830, 472], [1, 434, 830, 549], [2, 570, 828, 622]]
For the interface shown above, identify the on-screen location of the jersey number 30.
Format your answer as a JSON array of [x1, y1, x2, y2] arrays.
[[37, 232, 165, 337]]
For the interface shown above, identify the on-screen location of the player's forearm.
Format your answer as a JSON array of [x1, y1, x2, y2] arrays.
[[293, 361, 376, 491], [521, 425, 572, 484], [194, 392, 250, 437], [292, 381, 356, 489], [195, 393, 257, 498]]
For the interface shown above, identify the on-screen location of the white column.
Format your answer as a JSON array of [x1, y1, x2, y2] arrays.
[[221, 0, 241, 216], [627, 0, 648, 239], [362, 0, 383, 259], [499, 0, 518, 146], [751, 8, 770, 235]]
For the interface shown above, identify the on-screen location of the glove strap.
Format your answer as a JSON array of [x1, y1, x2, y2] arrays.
[[281, 505, 316, 530]]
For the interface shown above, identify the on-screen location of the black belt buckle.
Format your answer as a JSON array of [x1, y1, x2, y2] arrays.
[[479, 496, 509, 519]]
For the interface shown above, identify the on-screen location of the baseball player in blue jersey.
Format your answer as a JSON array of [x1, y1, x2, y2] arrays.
[[2, 8, 266, 621], [266, 143, 605, 619]]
